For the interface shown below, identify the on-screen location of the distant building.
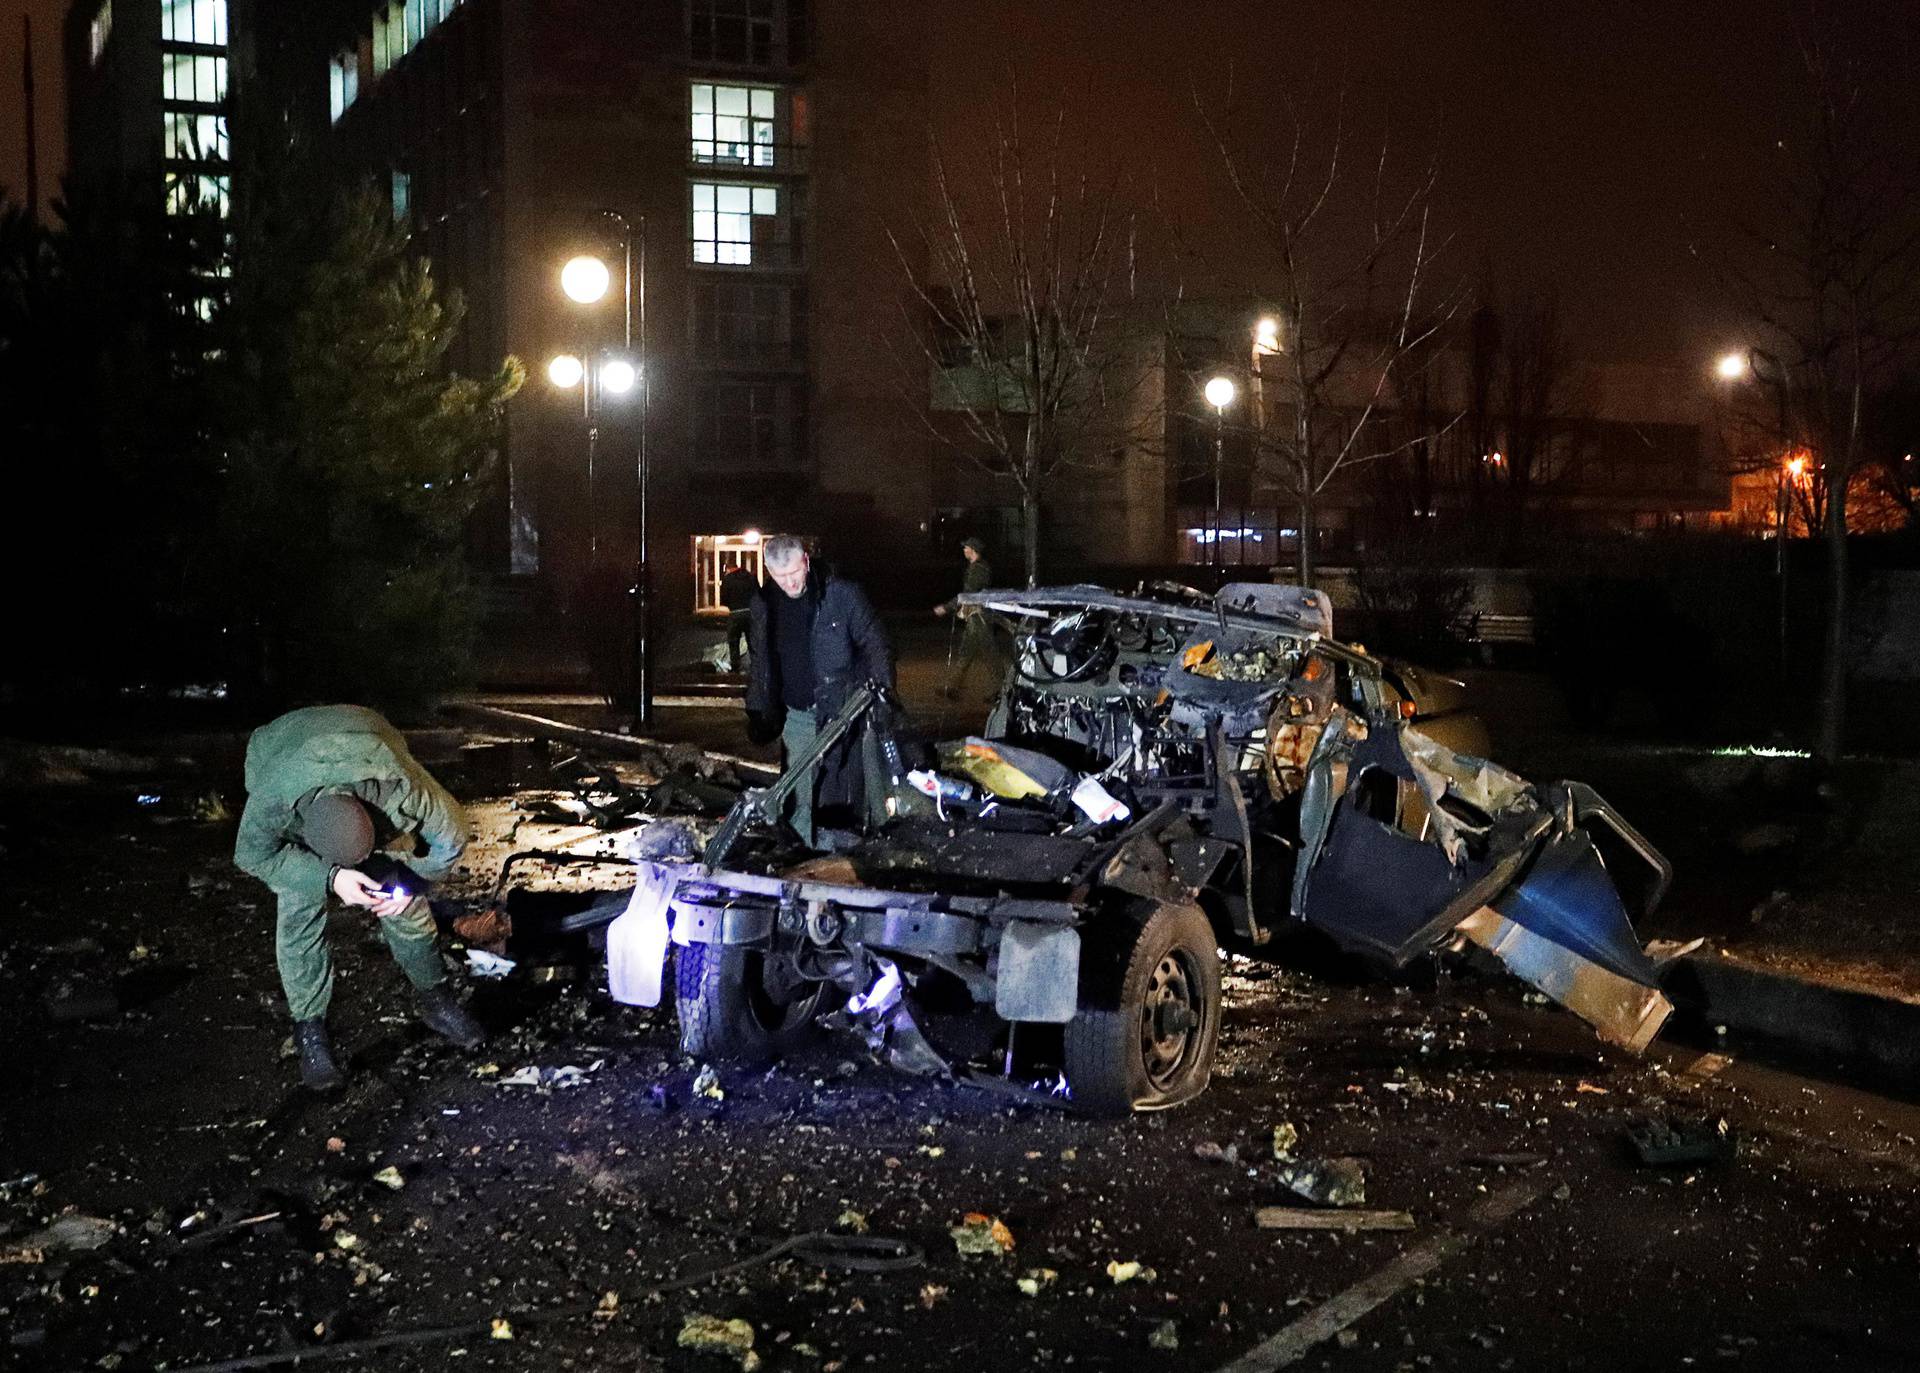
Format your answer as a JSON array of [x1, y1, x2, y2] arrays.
[[926, 300, 1735, 575]]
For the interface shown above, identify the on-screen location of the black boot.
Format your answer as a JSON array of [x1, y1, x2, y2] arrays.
[[293, 1019, 346, 1092], [416, 984, 486, 1049]]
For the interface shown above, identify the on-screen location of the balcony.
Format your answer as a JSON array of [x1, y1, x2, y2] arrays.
[[688, 141, 810, 175]]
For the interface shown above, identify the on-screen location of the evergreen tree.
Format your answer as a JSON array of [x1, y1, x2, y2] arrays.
[[216, 185, 523, 715]]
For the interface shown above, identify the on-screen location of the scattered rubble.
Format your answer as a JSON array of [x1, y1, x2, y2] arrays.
[[950, 1213, 1015, 1256], [1275, 1156, 1368, 1207], [1254, 1207, 1414, 1232], [679, 1313, 759, 1369], [1106, 1260, 1156, 1284]]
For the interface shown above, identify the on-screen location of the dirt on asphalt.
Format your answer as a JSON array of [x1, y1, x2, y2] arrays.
[[5, 756, 1920, 1372]]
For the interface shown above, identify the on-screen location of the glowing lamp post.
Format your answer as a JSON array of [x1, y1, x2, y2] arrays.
[[551, 214, 654, 724], [1203, 376, 1237, 581]]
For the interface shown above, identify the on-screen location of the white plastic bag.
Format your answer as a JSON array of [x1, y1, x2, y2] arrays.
[[606, 862, 677, 1007]]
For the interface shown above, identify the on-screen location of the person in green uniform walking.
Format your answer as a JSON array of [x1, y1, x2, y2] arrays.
[[233, 704, 485, 1091], [933, 536, 999, 701]]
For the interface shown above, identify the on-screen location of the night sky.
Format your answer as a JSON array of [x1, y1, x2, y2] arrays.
[[4, 0, 1911, 369]]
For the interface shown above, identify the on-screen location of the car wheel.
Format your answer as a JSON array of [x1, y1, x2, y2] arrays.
[[1063, 900, 1220, 1114], [675, 943, 829, 1064]]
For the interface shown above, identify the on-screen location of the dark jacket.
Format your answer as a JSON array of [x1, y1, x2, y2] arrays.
[[746, 568, 893, 816], [745, 567, 893, 723], [719, 566, 759, 613]]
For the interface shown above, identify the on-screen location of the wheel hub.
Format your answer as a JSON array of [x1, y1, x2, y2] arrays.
[[1138, 951, 1204, 1088]]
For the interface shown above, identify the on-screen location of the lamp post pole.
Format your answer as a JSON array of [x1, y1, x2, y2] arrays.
[[589, 209, 653, 728], [1203, 375, 1237, 590]]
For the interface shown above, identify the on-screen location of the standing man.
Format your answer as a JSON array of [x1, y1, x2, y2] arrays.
[[234, 704, 485, 1091], [933, 536, 998, 701], [744, 536, 893, 844], [719, 561, 759, 674]]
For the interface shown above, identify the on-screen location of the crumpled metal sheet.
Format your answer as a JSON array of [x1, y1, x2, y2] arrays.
[[1399, 727, 1531, 866]]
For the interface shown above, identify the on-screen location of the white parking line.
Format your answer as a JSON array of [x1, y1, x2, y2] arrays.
[[1212, 1179, 1554, 1373]]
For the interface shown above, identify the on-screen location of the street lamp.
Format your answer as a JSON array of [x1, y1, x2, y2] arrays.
[[548, 354, 585, 389], [1204, 375, 1237, 582], [561, 254, 612, 305], [1715, 351, 1749, 381], [555, 211, 652, 725], [600, 358, 638, 395]]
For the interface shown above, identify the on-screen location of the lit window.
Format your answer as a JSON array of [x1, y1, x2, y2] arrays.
[[162, 52, 227, 103], [160, 0, 227, 47], [391, 170, 412, 221], [691, 182, 779, 266], [163, 111, 227, 161], [392, 2, 411, 57], [328, 50, 359, 121], [691, 83, 777, 166], [372, 9, 391, 75], [404, 0, 421, 49], [88, 1, 112, 65], [165, 170, 230, 217]]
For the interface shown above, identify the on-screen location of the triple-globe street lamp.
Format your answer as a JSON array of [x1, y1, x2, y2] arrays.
[[547, 212, 653, 724]]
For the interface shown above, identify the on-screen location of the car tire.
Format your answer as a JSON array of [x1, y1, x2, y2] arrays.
[[675, 943, 829, 1064], [1063, 900, 1220, 1114]]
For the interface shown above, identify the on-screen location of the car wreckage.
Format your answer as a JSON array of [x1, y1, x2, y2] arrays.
[[594, 583, 1675, 1115]]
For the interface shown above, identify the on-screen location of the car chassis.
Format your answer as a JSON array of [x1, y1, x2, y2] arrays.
[[598, 583, 1676, 1114]]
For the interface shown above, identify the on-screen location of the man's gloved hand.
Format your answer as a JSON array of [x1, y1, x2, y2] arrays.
[[745, 710, 781, 745]]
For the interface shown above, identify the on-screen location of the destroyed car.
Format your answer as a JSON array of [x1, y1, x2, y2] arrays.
[[602, 582, 1675, 1115]]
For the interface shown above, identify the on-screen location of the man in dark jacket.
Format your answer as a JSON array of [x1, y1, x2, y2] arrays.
[[745, 535, 893, 844], [234, 704, 485, 1091]]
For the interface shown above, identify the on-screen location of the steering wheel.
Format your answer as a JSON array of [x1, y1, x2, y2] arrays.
[[1017, 610, 1118, 684]]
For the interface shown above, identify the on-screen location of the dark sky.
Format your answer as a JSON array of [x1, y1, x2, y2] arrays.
[[5, 0, 1911, 368]]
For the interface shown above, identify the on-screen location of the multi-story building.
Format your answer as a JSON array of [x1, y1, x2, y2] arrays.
[[65, 0, 243, 227], [298, 0, 930, 661]]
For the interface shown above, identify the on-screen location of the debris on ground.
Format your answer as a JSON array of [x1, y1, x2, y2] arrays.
[[1276, 1156, 1367, 1207], [692, 1064, 725, 1102], [1271, 1122, 1299, 1159], [678, 1313, 759, 1369], [834, 1209, 869, 1234], [1194, 1140, 1241, 1166], [1627, 1116, 1736, 1167], [0, 1213, 118, 1264], [1254, 1207, 1414, 1232], [1017, 1267, 1059, 1296], [464, 949, 516, 978], [950, 1213, 1015, 1256], [452, 905, 512, 950], [44, 982, 119, 1023], [490, 1317, 514, 1341], [371, 1166, 406, 1191], [497, 1061, 603, 1091], [1106, 1260, 1157, 1284], [1148, 1319, 1180, 1350]]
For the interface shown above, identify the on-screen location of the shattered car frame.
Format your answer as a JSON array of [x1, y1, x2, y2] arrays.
[[600, 582, 1675, 1114]]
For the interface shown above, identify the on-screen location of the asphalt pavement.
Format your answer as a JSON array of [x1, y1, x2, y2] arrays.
[[4, 775, 1919, 1371]]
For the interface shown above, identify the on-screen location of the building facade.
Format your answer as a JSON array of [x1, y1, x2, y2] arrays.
[[65, 0, 246, 228], [300, 0, 931, 655]]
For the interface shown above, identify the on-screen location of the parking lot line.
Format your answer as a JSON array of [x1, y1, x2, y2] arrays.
[[1211, 1178, 1554, 1373]]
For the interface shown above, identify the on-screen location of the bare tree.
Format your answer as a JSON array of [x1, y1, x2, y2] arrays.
[[1193, 87, 1449, 587], [1715, 34, 1920, 761], [887, 104, 1142, 586]]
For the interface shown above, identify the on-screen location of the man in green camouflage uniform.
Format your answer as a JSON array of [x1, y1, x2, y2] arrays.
[[234, 704, 484, 1090], [934, 536, 999, 701]]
